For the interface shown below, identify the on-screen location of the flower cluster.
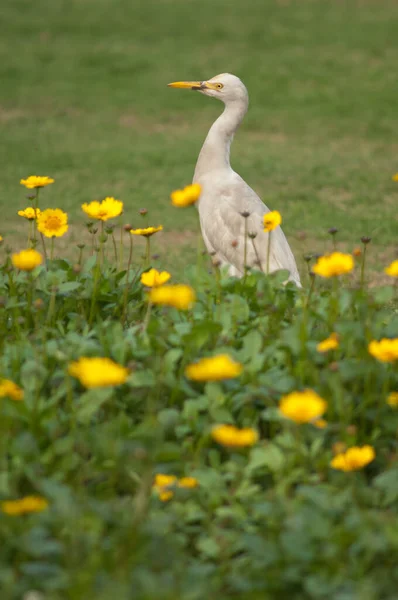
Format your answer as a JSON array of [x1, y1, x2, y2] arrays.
[[211, 425, 258, 448], [153, 474, 199, 502], [312, 252, 354, 278], [148, 284, 196, 310]]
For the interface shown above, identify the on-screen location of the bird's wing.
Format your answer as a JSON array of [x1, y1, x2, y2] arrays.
[[199, 172, 301, 284]]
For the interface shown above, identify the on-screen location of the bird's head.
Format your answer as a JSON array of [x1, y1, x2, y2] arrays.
[[168, 73, 248, 105]]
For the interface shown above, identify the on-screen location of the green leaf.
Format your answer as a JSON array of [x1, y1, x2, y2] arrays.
[[76, 388, 113, 423]]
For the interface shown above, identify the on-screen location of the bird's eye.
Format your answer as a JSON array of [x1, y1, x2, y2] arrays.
[[215, 83, 223, 90]]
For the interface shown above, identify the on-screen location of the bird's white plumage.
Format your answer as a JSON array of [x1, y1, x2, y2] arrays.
[[173, 73, 301, 286]]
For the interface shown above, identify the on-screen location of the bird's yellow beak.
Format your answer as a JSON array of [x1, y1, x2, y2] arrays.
[[168, 81, 205, 91]]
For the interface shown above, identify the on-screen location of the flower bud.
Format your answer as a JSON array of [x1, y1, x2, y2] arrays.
[[248, 232, 257, 239], [123, 224, 132, 232], [77, 243, 85, 250], [231, 239, 239, 248], [240, 211, 250, 218], [139, 208, 148, 216], [328, 227, 338, 235], [361, 236, 371, 244], [73, 264, 81, 273], [352, 247, 361, 257], [33, 298, 44, 310]]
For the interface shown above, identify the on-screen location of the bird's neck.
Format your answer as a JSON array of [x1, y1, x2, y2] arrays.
[[194, 99, 248, 181]]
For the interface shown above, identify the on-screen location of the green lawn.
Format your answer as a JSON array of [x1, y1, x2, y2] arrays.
[[1, 0, 398, 279]]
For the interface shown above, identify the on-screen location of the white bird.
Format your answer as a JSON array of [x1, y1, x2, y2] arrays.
[[168, 73, 301, 286]]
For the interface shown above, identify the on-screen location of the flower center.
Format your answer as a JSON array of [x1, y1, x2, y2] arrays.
[[46, 216, 62, 230]]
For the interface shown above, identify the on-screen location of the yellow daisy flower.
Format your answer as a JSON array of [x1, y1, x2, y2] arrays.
[[387, 392, 398, 408], [148, 284, 196, 310], [313, 419, 327, 429], [18, 207, 41, 220], [368, 338, 398, 363], [171, 183, 201, 207], [279, 389, 327, 424], [1, 495, 48, 515], [141, 268, 171, 287], [0, 379, 24, 401], [130, 226, 163, 237], [185, 354, 243, 381], [81, 197, 123, 221], [68, 357, 129, 388], [36, 208, 68, 238], [263, 210, 282, 232], [392, 173, 398, 182], [330, 445, 375, 471], [317, 332, 339, 353], [20, 176, 54, 189], [11, 249, 43, 271], [384, 260, 398, 277], [312, 252, 354, 278], [211, 424, 258, 448], [178, 477, 199, 489]]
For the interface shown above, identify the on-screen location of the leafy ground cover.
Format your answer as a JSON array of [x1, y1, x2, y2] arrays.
[[0, 177, 397, 599]]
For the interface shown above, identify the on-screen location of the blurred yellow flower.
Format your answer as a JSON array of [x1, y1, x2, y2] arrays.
[[185, 354, 243, 381], [387, 392, 398, 408], [263, 210, 282, 232], [149, 284, 195, 310], [352, 247, 362, 257], [0, 236, 3, 243], [130, 226, 163, 237], [384, 260, 398, 277], [368, 338, 398, 363], [171, 183, 201, 207], [37, 208, 68, 238], [20, 176, 54, 189], [81, 197, 123, 221], [330, 445, 375, 471], [141, 268, 171, 287], [0, 379, 24, 401], [317, 332, 339, 353], [178, 477, 199, 489], [12, 249, 43, 271], [1, 495, 48, 515], [153, 474, 177, 502], [212, 424, 258, 448], [392, 173, 398, 182], [313, 419, 327, 429], [279, 389, 327, 424], [18, 207, 41, 220], [312, 252, 354, 278], [68, 357, 129, 388]]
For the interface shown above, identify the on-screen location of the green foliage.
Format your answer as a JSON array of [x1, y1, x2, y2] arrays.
[[0, 230, 397, 599]]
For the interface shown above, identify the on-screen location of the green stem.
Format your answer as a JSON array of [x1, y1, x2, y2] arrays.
[[40, 232, 48, 266], [243, 218, 248, 281], [360, 245, 367, 289], [89, 249, 101, 325], [119, 225, 124, 271], [33, 189, 40, 244], [100, 221, 105, 265], [112, 232, 118, 265], [145, 237, 151, 268], [46, 286, 57, 326], [141, 300, 152, 334], [306, 275, 316, 308], [266, 231, 272, 275], [50, 237, 55, 261]]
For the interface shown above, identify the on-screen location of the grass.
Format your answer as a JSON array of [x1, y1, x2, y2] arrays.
[[1, 0, 397, 279]]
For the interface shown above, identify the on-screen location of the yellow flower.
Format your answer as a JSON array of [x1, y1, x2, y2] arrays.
[[317, 332, 339, 353], [18, 207, 41, 220], [68, 357, 129, 388], [279, 389, 327, 424], [178, 477, 199, 489], [312, 252, 354, 278], [130, 226, 163, 237], [352, 247, 362, 257], [330, 445, 375, 471], [185, 354, 243, 381], [0, 236, 3, 243], [171, 183, 201, 207], [81, 197, 123, 221], [212, 424, 258, 448], [12, 249, 43, 271], [392, 173, 398, 182], [20, 176, 54, 189], [384, 260, 398, 277], [1, 495, 48, 515], [368, 338, 398, 363], [153, 474, 177, 502], [0, 379, 24, 401], [313, 418, 327, 429], [387, 392, 398, 408], [36, 208, 68, 238], [141, 268, 171, 287], [148, 284, 196, 310], [263, 210, 282, 232]]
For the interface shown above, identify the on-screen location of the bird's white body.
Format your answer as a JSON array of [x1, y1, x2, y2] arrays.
[[170, 73, 301, 285]]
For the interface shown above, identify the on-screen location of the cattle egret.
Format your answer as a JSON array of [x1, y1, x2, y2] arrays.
[[168, 73, 301, 286]]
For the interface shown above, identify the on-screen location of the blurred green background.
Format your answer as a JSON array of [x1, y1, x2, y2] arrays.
[[1, 0, 397, 279]]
